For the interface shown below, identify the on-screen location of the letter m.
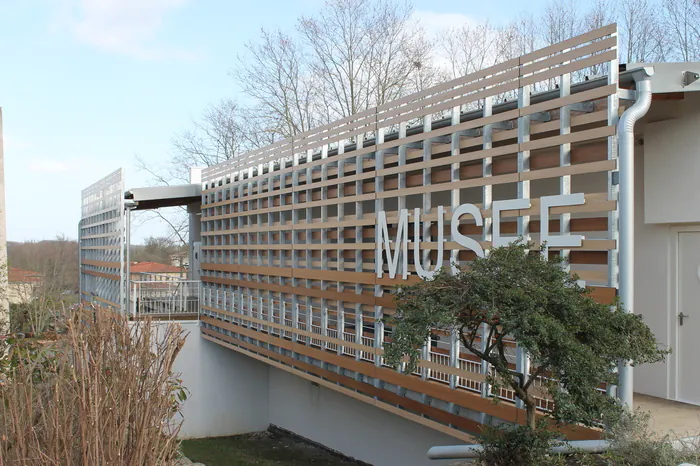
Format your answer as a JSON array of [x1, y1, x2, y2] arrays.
[[377, 209, 408, 279]]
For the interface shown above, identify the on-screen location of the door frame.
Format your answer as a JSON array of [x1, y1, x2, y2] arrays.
[[670, 225, 700, 405]]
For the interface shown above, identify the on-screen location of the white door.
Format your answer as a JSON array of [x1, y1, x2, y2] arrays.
[[677, 232, 700, 405]]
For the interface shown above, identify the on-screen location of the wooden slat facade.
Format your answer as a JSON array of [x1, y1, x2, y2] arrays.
[[198, 25, 620, 439]]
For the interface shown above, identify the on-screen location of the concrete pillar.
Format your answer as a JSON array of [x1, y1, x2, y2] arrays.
[[188, 203, 201, 281]]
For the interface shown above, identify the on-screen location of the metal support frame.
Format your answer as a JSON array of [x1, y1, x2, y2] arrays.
[[515, 84, 532, 409]]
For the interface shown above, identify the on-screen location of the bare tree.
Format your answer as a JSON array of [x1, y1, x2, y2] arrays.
[[440, 21, 502, 80], [298, 0, 431, 119], [8, 236, 79, 295], [582, 0, 619, 76], [663, 0, 700, 61], [619, 0, 670, 63], [232, 29, 318, 139], [171, 99, 245, 183], [498, 13, 540, 62], [134, 98, 247, 246], [541, 0, 582, 46]]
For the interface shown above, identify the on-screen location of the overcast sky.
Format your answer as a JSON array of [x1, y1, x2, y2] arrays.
[[1, 0, 587, 243]]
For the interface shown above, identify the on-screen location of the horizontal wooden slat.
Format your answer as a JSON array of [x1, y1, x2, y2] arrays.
[[82, 270, 120, 281], [81, 259, 120, 269], [201, 319, 602, 440]]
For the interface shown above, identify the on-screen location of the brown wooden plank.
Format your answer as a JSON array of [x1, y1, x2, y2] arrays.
[[82, 270, 120, 281], [202, 327, 482, 434], [201, 321, 601, 440], [80, 259, 121, 269]]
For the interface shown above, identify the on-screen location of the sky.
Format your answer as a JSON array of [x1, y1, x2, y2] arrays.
[[0, 0, 562, 244]]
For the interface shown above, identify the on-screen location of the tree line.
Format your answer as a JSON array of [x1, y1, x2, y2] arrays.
[[7, 236, 185, 296]]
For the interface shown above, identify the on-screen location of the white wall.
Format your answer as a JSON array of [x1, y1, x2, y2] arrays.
[[168, 322, 271, 438], [633, 144, 673, 399], [268, 368, 459, 466], [633, 92, 700, 401], [644, 98, 700, 224]]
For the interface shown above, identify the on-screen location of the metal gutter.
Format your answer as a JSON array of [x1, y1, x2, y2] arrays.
[[617, 66, 654, 409]]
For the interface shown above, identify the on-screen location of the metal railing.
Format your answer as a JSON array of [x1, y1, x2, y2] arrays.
[[428, 351, 451, 384], [130, 279, 201, 318], [342, 332, 357, 357], [360, 336, 375, 362], [457, 357, 482, 393]]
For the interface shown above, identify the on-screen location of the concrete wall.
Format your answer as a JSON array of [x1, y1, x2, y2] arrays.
[[268, 368, 458, 466], [169, 321, 271, 439], [166, 323, 463, 462]]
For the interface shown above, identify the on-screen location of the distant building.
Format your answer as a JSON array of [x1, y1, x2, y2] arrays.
[[169, 252, 189, 268], [129, 261, 185, 282], [8, 268, 41, 305]]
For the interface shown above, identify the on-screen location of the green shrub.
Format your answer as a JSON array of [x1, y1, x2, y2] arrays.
[[478, 422, 566, 466], [604, 409, 700, 466]]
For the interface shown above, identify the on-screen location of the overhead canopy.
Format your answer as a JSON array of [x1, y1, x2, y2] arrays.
[[124, 184, 201, 210]]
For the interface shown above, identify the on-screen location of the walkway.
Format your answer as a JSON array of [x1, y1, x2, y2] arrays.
[[634, 393, 700, 437]]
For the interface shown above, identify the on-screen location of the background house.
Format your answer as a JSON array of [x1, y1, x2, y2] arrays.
[[169, 252, 189, 269], [8, 267, 41, 304], [130, 261, 186, 282]]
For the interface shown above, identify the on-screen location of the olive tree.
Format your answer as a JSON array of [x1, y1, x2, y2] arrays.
[[383, 241, 668, 429]]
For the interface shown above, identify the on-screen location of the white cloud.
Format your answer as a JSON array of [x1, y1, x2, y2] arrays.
[[55, 0, 197, 60], [412, 10, 479, 37]]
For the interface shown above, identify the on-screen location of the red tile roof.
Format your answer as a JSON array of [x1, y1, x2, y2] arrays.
[[130, 262, 183, 274], [9, 267, 42, 283]]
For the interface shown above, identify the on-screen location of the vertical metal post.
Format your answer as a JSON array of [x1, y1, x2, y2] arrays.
[[481, 96, 494, 401], [374, 112, 385, 372], [124, 205, 132, 315], [559, 54, 572, 268], [516, 84, 532, 408]]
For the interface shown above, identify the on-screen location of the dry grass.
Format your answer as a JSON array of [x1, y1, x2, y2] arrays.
[[0, 306, 187, 465]]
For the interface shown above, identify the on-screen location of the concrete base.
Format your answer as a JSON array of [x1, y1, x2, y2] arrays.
[[268, 368, 457, 466], [169, 321, 270, 439]]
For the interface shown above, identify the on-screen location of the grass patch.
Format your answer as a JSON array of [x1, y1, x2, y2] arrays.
[[180, 429, 367, 466]]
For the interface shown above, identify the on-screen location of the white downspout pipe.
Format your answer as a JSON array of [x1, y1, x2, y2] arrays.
[[428, 440, 611, 459], [427, 437, 699, 460], [617, 67, 654, 409]]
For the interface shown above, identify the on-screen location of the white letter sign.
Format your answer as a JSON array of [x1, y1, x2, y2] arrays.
[[414, 206, 445, 279], [539, 193, 585, 253], [377, 209, 409, 279], [492, 198, 531, 247], [450, 204, 485, 273]]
